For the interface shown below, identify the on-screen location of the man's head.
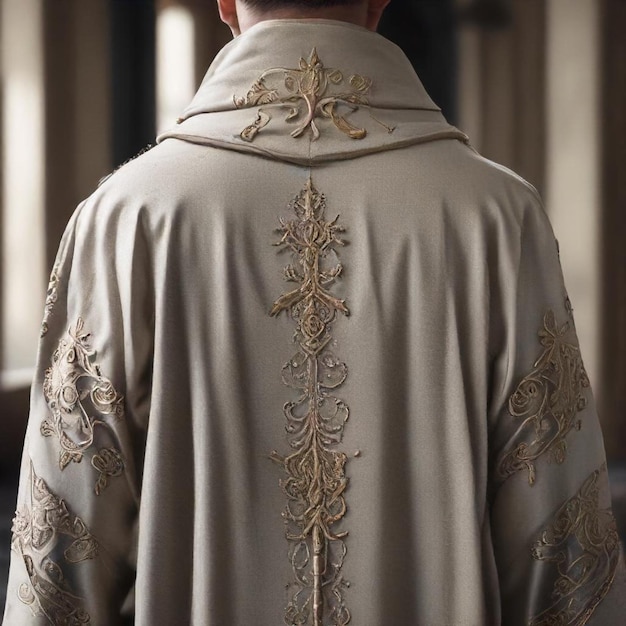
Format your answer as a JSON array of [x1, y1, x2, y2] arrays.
[[218, 0, 390, 36]]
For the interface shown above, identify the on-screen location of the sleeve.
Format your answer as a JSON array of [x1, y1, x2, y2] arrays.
[[2, 192, 154, 626], [487, 193, 626, 625]]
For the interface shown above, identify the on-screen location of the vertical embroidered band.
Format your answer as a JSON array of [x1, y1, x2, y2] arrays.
[[270, 178, 351, 626]]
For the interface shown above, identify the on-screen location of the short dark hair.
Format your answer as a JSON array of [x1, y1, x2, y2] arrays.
[[242, 0, 361, 10]]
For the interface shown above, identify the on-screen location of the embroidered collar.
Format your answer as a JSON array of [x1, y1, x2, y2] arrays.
[[157, 19, 467, 164]]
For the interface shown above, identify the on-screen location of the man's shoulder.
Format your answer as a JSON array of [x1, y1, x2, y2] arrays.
[[431, 139, 542, 207], [96, 138, 202, 200], [76, 139, 211, 229], [465, 146, 542, 206], [385, 137, 545, 230]]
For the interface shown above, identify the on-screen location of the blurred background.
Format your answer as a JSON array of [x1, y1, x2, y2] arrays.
[[0, 0, 625, 614]]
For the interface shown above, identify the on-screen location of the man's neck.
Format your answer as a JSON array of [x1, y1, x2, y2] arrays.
[[236, 7, 369, 34], [218, 0, 388, 37]]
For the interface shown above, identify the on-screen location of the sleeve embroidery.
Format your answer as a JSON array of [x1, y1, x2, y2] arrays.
[[233, 48, 393, 142], [40, 267, 61, 338], [90, 447, 125, 496], [11, 462, 99, 624], [529, 465, 620, 626], [269, 178, 351, 626], [40, 317, 126, 494], [498, 304, 590, 485]]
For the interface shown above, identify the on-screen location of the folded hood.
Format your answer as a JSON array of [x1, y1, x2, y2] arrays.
[[156, 18, 468, 165]]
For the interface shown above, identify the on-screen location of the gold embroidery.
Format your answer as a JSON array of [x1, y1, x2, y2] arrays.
[[11, 463, 98, 624], [529, 466, 620, 626], [234, 48, 391, 142], [41, 318, 125, 494], [498, 307, 590, 485], [41, 268, 60, 338], [270, 179, 351, 626], [91, 448, 125, 496]]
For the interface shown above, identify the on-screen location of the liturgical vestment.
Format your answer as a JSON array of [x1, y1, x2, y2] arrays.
[[3, 18, 625, 626]]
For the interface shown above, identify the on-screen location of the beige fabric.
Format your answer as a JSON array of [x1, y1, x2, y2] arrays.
[[3, 18, 625, 626]]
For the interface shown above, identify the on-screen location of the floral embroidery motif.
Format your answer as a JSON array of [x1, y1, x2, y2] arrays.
[[498, 306, 590, 485], [11, 462, 98, 624], [41, 268, 61, 338], [91, 448, 125, 496], [529, 466, 620, 626], [41, 318, 125, 494], [234, 48, 392, 142], [269, 179, 351, 625]]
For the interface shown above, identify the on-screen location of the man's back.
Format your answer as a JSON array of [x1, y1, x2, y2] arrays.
[[3, 17, 625, 626]]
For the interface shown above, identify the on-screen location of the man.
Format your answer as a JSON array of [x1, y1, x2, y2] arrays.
[[3, 0, 625, 624]]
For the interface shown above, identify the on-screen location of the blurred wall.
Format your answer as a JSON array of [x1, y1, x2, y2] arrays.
[[458, 0, 546, 194], [455, 0, 624, 460], [378, 0, 458, 124], [545, 0, 601, 409], [0, 0, 112, 477]]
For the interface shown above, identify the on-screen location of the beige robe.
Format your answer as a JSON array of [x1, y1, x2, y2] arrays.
[[3, 18, 625, 626]]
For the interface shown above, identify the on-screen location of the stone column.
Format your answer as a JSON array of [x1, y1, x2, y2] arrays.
[[0, 0, 112, 470], [457, 0, 546, 193], [599, 0, 626, 461], [545, 0, 601, 411]]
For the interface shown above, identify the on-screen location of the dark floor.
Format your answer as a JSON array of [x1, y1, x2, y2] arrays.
[[1, 469, 626, 620], [0, 479, 16, 620]]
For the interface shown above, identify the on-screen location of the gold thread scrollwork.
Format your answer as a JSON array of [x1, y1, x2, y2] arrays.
[[270, 178, 351, 626], [91, 448, 125, 496], [498, 306, 590, 485], [41, 318, 126, 494], [11, 463, 98, 624], [234, 48, 393, 143], [529, 465, 620, 625]]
